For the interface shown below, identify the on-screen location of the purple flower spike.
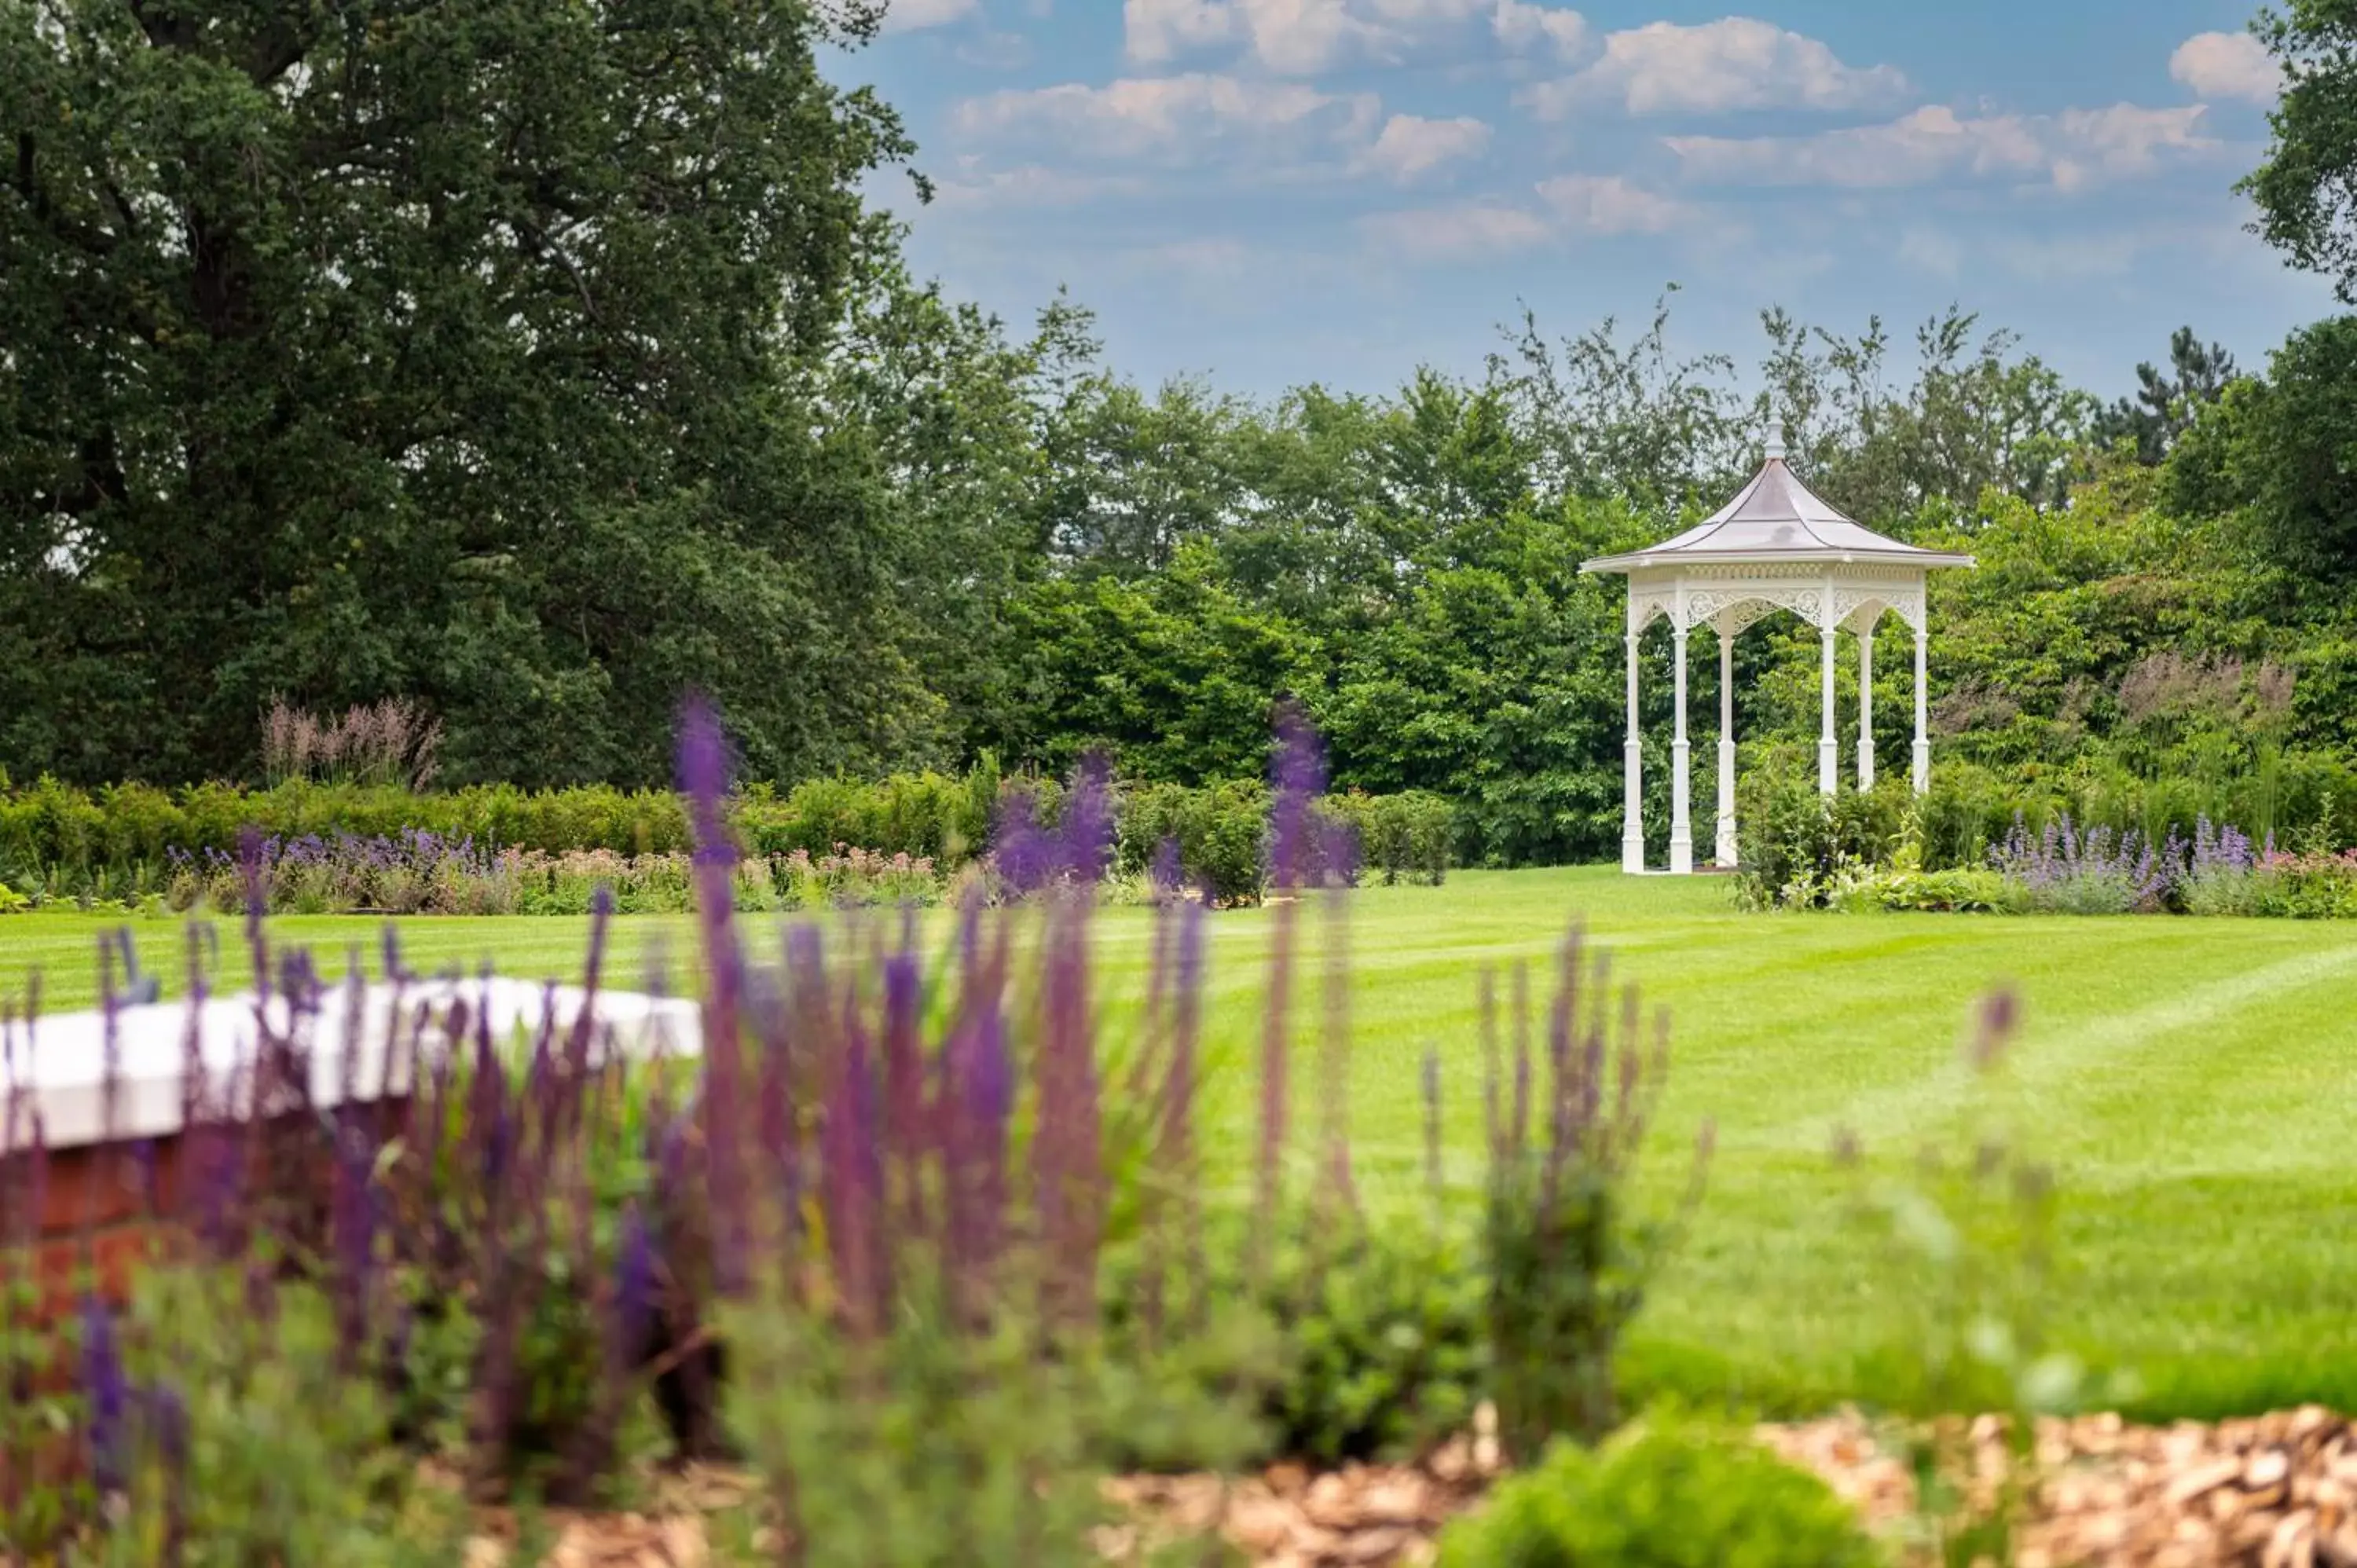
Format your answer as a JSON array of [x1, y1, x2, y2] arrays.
[[1267, 699, 1328, 892], [992, 784, 1054, 896], [614, 1202, 656, 1354], [1061, 753, 1117, 885], [821, 1020, 886, 1335], [1969, 987, 2021, 1072], [81, 1295, 130, 1494], [676, 694, 750, 1297], [1150, 837, 1184, 903], [881, 950, 926, 1229]]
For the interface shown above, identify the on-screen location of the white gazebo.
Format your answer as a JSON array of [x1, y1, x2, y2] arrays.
[[1580, 438, 1974, 874]]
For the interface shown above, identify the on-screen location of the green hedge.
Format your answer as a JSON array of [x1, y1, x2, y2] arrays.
[[0, 765, 1454, 907]]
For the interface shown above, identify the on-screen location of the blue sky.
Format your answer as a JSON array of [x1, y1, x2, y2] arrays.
[[835, 0, 2332, 402]]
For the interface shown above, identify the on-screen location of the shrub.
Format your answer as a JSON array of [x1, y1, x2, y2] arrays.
[[1731, 751, 1904, 910], [1262, 1219, 1487, 1464], [1914, 762, 2014, 871], [2247, 850, 2357, 918], [97, 1269, 473, 1566], [1107, 1213, 1488, 1471], [1828, 863, 2025, 914], [0, 769, 1451, 912], [1119, 779, 1272, 905], [1434, 1409, 1885, 1568], [1325, 789, 1456, 885], [1480, 935, 1710, 1462]]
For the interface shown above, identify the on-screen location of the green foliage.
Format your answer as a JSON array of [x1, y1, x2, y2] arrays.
[[1323, 790, 1457, 885], [2243, 2, 2357, 304], [2, 768, 1452, 910], [2089, 328, 2238, 466], [994, 543, 1325, 786], [2165, 317, 2357, 583], [1482, 936, 1705, 1464], [1434, 1409, 1886, 1568], [92, 1270, 471, 1568], [1827, 861, 2025, 914], [738, 768, 995, 863], [1108, 1217, 1489, 1471], [1264, 1222, 1487, 1466], [0, 0, 944, 789], [1118, 779, 1274, 905], [1832, 996, 2128, 1567], [1731, 753, 1908, 909], [720, 1262, 1256, 1568]]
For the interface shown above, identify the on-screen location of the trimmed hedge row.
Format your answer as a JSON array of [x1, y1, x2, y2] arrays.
[[0, 768, 1455, 906]]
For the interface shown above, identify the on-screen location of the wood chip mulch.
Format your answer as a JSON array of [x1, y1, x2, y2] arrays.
[[1765, 1405, 2357, 1568], [457, 1405, 2357, 1568]]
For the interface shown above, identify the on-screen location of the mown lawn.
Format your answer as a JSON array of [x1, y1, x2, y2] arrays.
[[5, 867, 2356, 1421]]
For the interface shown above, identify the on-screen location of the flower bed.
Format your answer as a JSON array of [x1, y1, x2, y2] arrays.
[[1750, 807, 2357, 918], [0, 708, 1657, 1562], [158, 835, 957, 916]]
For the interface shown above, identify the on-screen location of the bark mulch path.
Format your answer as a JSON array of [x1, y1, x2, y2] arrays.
[[459, 1405, 2357, 1568]]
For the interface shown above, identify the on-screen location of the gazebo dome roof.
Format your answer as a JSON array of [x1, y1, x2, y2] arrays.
[[1581, 440, 1974, 573]]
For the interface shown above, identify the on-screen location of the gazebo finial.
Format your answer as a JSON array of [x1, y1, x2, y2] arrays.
[[1764, 424, 1787, 463]]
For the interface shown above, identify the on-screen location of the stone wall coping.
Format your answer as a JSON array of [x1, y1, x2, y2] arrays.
[[2, 976, 705, 1152]]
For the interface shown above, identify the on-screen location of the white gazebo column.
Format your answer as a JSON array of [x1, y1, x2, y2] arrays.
[[1857, 622, 1876, 790], [1669, 603, 1692, 875], [1816, 611, 1838, 797], [1622, 610, 1644, 873], [1714, 622, 1737, 866], [1912, 617, 1931, 793]]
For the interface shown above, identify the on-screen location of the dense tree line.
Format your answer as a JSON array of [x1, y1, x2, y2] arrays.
[[6, 1, 2357, 863]]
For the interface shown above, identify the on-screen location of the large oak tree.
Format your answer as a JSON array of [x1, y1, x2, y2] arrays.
[[1, 0, 940, 785]]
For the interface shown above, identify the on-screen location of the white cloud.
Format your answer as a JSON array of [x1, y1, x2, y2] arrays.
[[1491, 0, 1587, 57], [1533, 172, 1694, 233], [1124, 0, 1492, 75], [929, 162, 1151, 209], [1360, 114, 1492, 181], [2047, 104, 2217, 192], [1125, 0, 1245, 62], [1665, 102, 2213, 191], [879, 0, 977, 32], [1361, 200, 1555, 262], [955, 73, 1381, 163], [2171, 31, 2278, 104], [1362, 172, 1691, 262], [1521, 16, 1907, 119]]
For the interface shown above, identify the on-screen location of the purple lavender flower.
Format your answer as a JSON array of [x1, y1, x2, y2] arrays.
[[331, 1115, 379, 1357], [821, 1018, 886, 1334], [675, 692, 750, 1297], [614, 1202, 657, 1354], [989, 785, 1053, 896], [1061, 753, 1116, 884], [81, 1295, 129, 1494], [1267, 699, 1327, 892]]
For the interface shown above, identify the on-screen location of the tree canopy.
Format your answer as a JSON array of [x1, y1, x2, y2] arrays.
[[6, 1, 2357, 868]]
